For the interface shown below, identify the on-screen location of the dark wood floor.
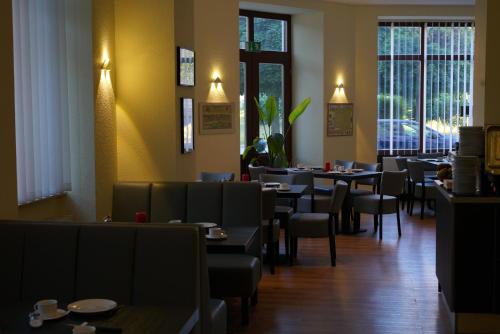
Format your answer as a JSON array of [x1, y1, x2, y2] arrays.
[[228, 204, 451, 334]]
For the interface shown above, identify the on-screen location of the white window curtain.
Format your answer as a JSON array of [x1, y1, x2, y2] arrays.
[[12, 0, 73, 205]]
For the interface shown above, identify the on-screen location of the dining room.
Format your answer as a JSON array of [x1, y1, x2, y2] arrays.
[[0, 0, 500, 333]]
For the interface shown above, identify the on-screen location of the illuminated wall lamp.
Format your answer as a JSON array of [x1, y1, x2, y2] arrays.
[[211, 76, 223, 91], [330, 83, 348, 104], [101, 58, 111, 72]]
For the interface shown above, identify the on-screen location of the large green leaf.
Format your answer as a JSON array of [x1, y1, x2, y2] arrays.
[[267, 133, 284, 154], [242, 145, 254, 159], [288, 97, 311, 125], [265, 96, 278, 127], [273, 150, 288, 168], [254, 97, 267, 124]]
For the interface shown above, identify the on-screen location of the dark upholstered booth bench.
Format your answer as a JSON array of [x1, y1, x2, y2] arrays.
[[0, 220, 226, 334], [112, 181, 263, 325]]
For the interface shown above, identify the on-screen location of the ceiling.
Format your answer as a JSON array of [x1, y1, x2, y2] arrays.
[[322, 0, 474, 5]]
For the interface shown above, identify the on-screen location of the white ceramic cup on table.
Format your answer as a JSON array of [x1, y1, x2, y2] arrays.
[[209, 227, 224, 238], [34, 299, 58, 317], [73, 325, 96, 334]]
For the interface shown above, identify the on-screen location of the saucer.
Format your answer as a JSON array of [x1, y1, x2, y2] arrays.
[[206, 233, 227, 240], [68, 299, 117, 314], [40, 309, 69, 321], [194, 222, 217, 228], [278, 187, 290, 191]]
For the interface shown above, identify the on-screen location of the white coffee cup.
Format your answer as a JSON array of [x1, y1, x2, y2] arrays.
[[34, 299, 58, 317], [280, 182, 289, 190], [209, 227, 224, 238], [73, 325, 96, 334]]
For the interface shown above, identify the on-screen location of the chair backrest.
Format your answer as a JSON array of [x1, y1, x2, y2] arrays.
[[353, 162, 381, 186], [334, 160, 354, 169], [150, 182, 187, 222], [395, 157, 408, 171], [248, 165, 266, 181], [288, 170, 314, 195], [261, 189, 277, 221], [407, 161, 426, 183], [380, 170, 407, 196], [186, 183, 223, 225], [112, 183, 151, 222], [259, 173, 296, 184], [199, 172, 234, 182], [329, 181, 348, 214]]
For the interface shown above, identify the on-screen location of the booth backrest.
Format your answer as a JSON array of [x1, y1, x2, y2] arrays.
[[114, 181, 262, 258], [0, 221, 209, 333]]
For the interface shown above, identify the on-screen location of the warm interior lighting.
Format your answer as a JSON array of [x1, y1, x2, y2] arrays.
[[211, 76, 223, 92], [330, 82, 348, 104], [101, 58, 110, 72]]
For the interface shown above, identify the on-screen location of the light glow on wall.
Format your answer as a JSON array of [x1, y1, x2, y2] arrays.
[[330, 77, 348, 104], [208, 70, 227, 102]]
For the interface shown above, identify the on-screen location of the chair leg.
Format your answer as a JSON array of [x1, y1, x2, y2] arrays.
[[420, 184, 426, 220], [284, 224, 290, 259], [328, 218, 336, 267], [373, 214, 378, 232], [293, 238, 298, 258], [289, 235, 294, 266], [241, 297, 249, 325], [334, 213, 340, 234], [275, 240, 280, 266], [267, 241, 275, 275], [251, 289, 258, 306], [396, 200, 402, 237], [379, 214, 383, 240]]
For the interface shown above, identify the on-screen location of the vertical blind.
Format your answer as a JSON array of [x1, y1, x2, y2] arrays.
[[12, 0, 72, 204], [377, 21, 475, 156]]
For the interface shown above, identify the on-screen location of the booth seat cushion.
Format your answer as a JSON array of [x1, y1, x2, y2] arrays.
[[209, 299, 227, 334], [207, 254, 260, 297]]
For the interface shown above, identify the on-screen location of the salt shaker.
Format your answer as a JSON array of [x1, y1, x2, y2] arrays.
[[29, 312, 43, 328]]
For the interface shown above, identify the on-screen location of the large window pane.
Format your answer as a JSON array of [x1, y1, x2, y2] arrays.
[[254, 18, 286, 52], [240, 62, 247, 154], [259, 63, 284, 140], [378, 25, 420, 56], [239, 16, 248, 49]]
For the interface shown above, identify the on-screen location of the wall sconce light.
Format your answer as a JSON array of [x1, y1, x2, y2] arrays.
[[330, 82, 348, 104], [101, 58, 111, 72], [211, 76, 223, 92]]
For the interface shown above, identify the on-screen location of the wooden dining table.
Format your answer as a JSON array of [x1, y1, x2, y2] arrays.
[[205, 226, 259, 254], [314, 170, 382, 234], [0, 303, 199, 334]]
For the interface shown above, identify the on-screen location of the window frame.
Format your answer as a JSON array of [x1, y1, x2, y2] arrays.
[[377, 21, 474, 157], [239, 9, 292, 166]]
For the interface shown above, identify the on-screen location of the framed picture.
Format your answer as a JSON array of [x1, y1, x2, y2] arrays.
[[327, 103, 353, 136], [199, 103, 234, 135], [177, 47, 195, 87], [181, 98, 194, 153]]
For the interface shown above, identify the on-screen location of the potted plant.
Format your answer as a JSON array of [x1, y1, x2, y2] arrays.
[[243, 95, 311, 168]]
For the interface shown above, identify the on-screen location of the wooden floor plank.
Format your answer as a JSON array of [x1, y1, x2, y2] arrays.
[[228, 204, 451, 334]]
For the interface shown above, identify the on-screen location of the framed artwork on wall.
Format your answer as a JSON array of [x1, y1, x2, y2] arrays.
[[327, 103, 353, 136], [181, 98, 194, 153], [199, 102, 234, 135], [177, 47, 195, 87]]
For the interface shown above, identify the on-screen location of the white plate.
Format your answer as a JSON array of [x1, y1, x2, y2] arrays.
[[264, 182, 280, 188], [68, 299, 117, 314], [350, 169, 364, 173], [206, 233, 228, 240], [194, 222, 217, 228], [40, 309, 69, 321], [278, 187, 290, 191]]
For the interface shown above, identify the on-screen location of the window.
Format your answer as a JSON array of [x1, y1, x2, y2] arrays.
[[377, 21, 475, 156], [12, 0, 75, 204], [239, 10, 291, 159]]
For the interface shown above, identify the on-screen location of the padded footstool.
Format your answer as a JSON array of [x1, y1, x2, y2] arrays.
[[207, 254, 261, 325]]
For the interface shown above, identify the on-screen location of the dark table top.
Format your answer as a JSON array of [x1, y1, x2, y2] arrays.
[[313, 170, 381, 182], [273, 184, 307, 199], [0, 303, 199, 334], [206, 226, 258, 254]]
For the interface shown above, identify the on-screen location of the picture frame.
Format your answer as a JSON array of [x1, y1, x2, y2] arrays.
[[181, 98, 194, 153], [199, 102, 234, 135], [327, 103, 353, 136], [177, 47, 195, 87]]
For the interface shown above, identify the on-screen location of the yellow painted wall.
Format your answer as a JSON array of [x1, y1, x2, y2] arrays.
[[115, 0, 177, 182], [485, 0, 500, 125], [193, 0, 241, 179], [94, 0, 117, 219]]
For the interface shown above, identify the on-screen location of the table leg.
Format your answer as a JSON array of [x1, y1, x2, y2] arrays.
[[340, 180, 367, 235]]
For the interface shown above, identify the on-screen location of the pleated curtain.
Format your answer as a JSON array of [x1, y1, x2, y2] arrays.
[[12, 0, 72, 205]]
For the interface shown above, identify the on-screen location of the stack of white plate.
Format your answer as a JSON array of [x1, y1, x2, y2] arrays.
[[452, 155, 480, 195], [458, 126, 484, 156]]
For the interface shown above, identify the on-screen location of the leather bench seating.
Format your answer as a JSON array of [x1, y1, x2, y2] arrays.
[[0, 220, 224, 334], [112, 181, 263, 326]]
